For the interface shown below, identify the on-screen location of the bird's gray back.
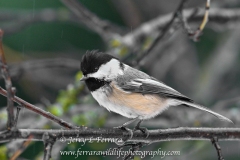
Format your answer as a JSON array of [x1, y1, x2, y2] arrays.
[[115, 66, 150, 84]]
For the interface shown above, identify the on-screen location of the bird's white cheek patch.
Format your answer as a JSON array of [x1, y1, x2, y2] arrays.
[[88, 71, 106, 80], [99, 59, 123, 77], [88, 59, 123, 79]]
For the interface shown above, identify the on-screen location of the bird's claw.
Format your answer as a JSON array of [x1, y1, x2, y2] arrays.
[[114, 125, 133, 145], [133, 126, 149, 138]]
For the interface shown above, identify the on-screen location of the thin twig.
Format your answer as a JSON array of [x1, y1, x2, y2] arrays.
[[178, 7, 198, 34], [1, 127, 240, 143], [190, 0, 211, 41], [135, 0, 189, 64], [0, 87, 76, 129], [211, 137, 224, 160], [43, 141, 54, 160], [43, 133, 55, 160], [9, 135, 33, 160], [0, 29, 15, 130], [6, 58, 80, 80], [179, 0, 211, 41], [14, 106, 22, 128]]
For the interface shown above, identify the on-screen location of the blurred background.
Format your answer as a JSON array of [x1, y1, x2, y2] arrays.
[[0, 0, 240, 159]]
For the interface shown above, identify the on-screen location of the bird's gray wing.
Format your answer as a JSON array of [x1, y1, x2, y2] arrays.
[[118, 78, 194, 103], [116, 72, 233, 123]]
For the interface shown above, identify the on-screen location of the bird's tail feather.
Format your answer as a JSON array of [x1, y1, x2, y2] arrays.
[[179, 101, 233, 123]]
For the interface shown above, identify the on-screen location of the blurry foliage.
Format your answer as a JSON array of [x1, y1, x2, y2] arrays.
[[0, 145, 7, 160], [51, 72, 84, 114], [110, 39, 129, 56], [20, 142, 43, 159], [71, 111, 107, 127]]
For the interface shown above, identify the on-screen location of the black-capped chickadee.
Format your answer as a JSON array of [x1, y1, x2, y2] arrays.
[[80, 51, 232, 134]]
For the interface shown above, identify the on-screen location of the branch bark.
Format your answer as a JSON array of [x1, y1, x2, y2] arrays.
[[43, 135, 55, 160], [0, 29, 15, 130], [1, 127, 240, 143], [211, 137, 224, 160]]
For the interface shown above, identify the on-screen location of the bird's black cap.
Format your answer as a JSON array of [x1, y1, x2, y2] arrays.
[[80, 51, 115, 75]]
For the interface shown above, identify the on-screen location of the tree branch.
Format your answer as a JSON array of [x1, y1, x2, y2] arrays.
[[0, 30, 76, 132], [135, 0, 190, 64], [43, 134, 55, 160], [0, 29, 15, 130], [122, 8, 240, 50], [43, 142, 54, 160], [191, 0, 211, 41], [1, 8, 240, 44], [1, 127, 240, 143], [13, 106, 21, 128], [60, 0, 123, 41], [6, 58, 79, 80], [211, 137, 224, 160], [0, 87, 76, 129], [178, 0, 211, 41]]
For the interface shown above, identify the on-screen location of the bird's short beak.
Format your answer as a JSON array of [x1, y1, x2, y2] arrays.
[[80, 76, 88, 81]]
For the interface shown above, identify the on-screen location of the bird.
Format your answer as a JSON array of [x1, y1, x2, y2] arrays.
[[80, 51, 233, 136]]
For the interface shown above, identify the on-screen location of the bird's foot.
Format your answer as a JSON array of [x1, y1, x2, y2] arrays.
[[133, 126, 149, 138], [132, 120, 149, 138], [114, 125, 133, 145]]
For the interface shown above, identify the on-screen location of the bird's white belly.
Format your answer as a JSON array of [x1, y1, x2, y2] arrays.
[[91, 88, 139, 118], [91, 86, 175, 119]]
